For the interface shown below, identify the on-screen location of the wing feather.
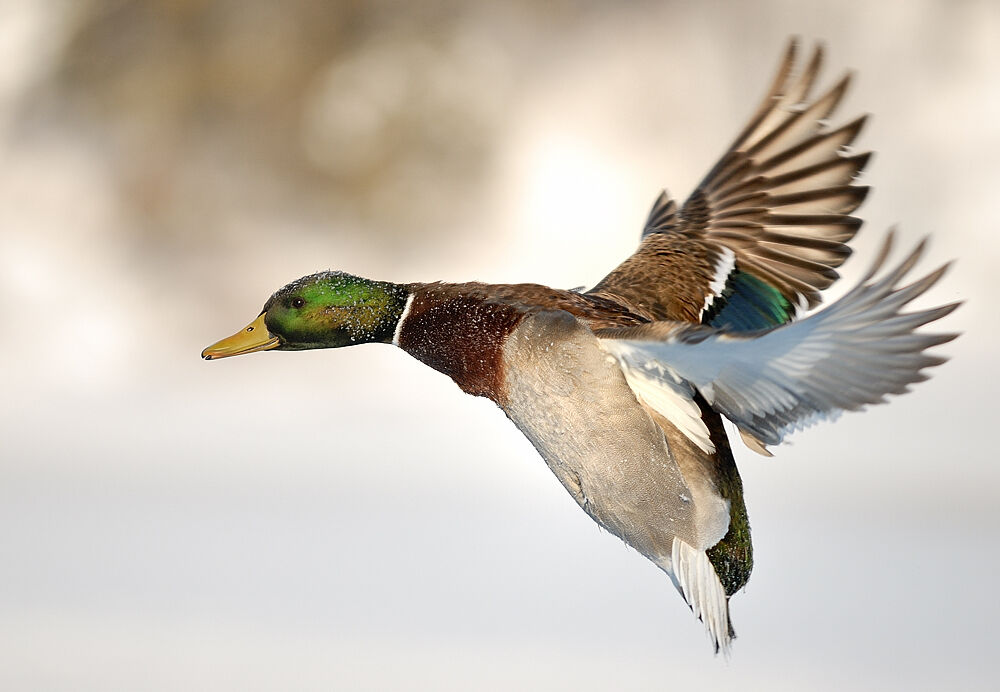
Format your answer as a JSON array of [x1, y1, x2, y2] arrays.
[[597, 234, 959, 448], [591, 40, 871, 327]]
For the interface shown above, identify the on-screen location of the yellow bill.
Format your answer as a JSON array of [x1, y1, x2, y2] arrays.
[[202, 313, 280, 360]]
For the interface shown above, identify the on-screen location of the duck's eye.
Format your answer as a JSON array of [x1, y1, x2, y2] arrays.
[[291, 297, 305, 309]]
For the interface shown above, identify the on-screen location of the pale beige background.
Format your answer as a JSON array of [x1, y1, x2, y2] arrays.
[[0, 1, 993, 690]]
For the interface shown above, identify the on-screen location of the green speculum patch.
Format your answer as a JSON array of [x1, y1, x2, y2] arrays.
[[703, 270, 795, 331]]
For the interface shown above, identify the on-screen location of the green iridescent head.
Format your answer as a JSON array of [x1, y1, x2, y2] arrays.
[[202, 271, 410, 359]]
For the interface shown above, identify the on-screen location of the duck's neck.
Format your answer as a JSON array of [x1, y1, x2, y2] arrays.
[[388, 288, 416, 345], [351, 278, 412, 345]]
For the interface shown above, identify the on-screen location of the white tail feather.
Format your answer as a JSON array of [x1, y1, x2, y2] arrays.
[[671, 538, 733, 655]]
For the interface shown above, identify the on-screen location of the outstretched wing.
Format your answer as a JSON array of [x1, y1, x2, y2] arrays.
[[590, 40, 870, 329], [597, 234, 959, 447], [499, 309, 733, 652]]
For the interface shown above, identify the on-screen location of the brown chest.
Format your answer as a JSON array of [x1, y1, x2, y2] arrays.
[[395, 291, 525, 402]]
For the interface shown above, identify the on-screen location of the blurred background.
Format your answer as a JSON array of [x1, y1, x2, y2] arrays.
[[0, 1, 994, 690]]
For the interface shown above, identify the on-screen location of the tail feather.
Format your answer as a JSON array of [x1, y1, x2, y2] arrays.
[[670, 537, 734, 655]]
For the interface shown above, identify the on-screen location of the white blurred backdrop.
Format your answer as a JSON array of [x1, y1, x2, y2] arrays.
[[0, 1, 995, 690]]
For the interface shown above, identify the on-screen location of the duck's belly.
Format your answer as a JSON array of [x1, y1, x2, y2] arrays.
[[498, 310, 721, 558]]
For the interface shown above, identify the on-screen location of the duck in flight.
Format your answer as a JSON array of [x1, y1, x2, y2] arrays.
[[202, 41, 958, 653]]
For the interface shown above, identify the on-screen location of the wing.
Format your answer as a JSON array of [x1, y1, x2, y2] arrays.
[[590, 40, 870, 329], [597, 234, 959, 447], [499, 309, 733, 652]]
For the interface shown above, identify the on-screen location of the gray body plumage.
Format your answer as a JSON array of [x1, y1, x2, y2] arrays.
[[500, 310, 735, 650]]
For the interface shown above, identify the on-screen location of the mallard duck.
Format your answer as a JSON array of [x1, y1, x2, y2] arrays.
[[202, 41, 957, 653]]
